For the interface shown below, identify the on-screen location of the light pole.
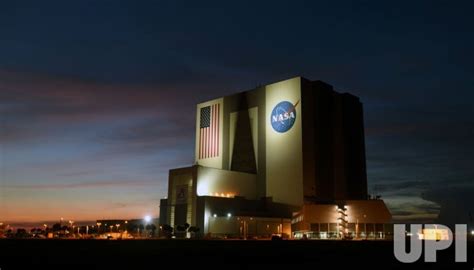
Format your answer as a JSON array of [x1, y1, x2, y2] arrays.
[[69, 220, 74, 236], [356, 219, 359, 239], [144, 215, 152, 238]]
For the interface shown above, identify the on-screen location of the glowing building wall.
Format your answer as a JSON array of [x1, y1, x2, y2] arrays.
[[264, 78, 303, 206], [192, 77, 368, 207]]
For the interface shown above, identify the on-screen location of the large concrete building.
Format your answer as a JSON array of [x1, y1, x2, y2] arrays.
[[159, 77, 392, 239]]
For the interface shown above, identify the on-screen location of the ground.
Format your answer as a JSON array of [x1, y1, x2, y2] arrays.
[[0, 239, 472, 269]]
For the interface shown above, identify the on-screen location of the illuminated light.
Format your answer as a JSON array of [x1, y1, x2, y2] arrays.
[[227, 213, 232, 218], [196, 181, 209, 196], [144, 215, 152, 223], [221, 193, 225, 197], [125, 221, 128, 224], [226, 194, 230, 198], [213, 214, 217, 218], [417, 233, 423, 240], [471, 230, 474, 236], [421, 228, 450, 241]]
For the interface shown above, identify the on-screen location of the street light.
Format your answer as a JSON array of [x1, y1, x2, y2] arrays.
[[144, 215, 152, 223], [96, 222, 101, 234]]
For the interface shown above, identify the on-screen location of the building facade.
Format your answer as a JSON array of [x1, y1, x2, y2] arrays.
[[159, 77, 392, 239]]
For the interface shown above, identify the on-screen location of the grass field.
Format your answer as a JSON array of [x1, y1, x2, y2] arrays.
[[0, 239, 472, 269]]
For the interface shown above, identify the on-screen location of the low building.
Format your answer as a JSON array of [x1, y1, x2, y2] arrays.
[[291, 200, 392, 239], [96, 218, 159, 237]]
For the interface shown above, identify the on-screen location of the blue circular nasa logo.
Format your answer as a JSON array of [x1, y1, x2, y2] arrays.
[[270, 101, 298, 133]]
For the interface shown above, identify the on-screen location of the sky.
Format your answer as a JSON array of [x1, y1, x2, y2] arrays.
[[1, 0, 473, 225]]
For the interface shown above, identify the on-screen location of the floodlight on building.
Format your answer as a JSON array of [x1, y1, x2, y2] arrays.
[[213, 214, 217, 218], [471, 230, 474, 236], [227, 213, 232, 218]]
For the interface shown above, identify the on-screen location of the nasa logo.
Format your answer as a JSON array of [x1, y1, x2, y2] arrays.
[[270, 100, 299, 133]]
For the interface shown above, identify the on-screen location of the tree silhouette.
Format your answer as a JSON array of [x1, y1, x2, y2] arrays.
[[52, 223, 61, 232], [149, 224, 157, 237], [188, 226, 200, 233], [161, 224, 173, 238]]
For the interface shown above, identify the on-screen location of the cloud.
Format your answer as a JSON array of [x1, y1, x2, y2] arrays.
[[370, 179, 428, 197], [422, 185, 474, 226], [4, 179, 159, 190], [384, 196, 440, 223]]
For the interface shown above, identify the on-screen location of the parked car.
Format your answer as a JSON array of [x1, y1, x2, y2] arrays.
[[271, 234, 283, 241]]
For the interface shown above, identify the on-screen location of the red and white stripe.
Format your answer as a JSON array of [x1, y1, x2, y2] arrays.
[[199, 103, 220, 159]]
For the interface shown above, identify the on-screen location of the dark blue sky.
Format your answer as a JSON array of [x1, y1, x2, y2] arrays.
[[1, 0, 473, 223]]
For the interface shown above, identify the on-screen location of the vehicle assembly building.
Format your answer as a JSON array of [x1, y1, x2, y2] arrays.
[[159, 77, 392, 239]]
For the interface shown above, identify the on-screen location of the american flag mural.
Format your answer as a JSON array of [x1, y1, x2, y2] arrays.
[[199, 103, 220, 159]]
